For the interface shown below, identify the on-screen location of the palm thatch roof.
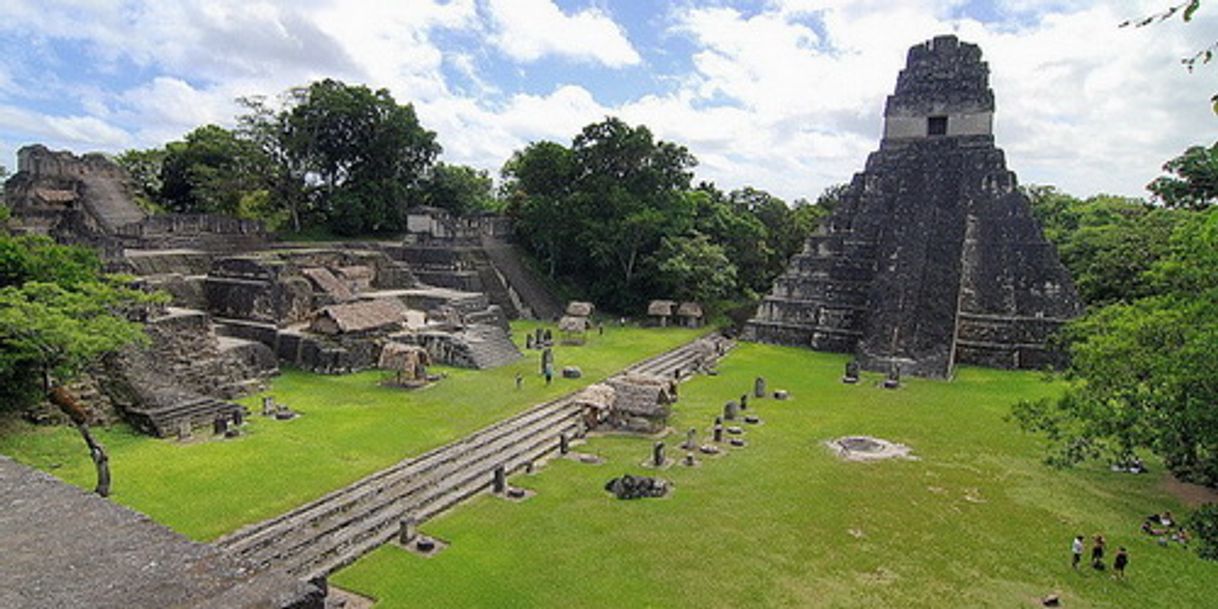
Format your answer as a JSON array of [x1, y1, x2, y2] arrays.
[[559, 315, 591, 333], [565, 301, 594, 317], [311, 298, 409, 335], [33, 188, 77, 204], [677, 301, 704, 318], [605, 373, 677, 416], [571, 383, 615, 411], [647, 300, 676, 316]]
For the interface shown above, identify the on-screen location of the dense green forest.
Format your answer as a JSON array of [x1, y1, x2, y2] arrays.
[[1015, 147, 1218, 489]]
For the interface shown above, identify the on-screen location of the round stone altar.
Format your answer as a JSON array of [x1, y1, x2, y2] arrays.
[[827, 436, 916, 462]]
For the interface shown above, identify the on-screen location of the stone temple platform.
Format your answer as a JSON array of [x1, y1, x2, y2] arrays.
[[744, 35, 1082, 378], [0, 456, 324, 609]]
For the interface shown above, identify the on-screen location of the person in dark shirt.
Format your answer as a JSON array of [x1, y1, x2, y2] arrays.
[[1113, 547, 1129, 580], [1091, 535, 1106, 570]]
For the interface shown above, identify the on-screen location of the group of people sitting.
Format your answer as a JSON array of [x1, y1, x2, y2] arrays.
[[1142, 511, 1192, 546]]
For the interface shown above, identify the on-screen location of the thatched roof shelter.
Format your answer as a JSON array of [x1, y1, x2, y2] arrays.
[[566, 301, 595, 317], [310, 299, 409, 335], [647, 300, 676, 317], [559, 315, 591, 333], [571, 383, 615, 411], [605, 373, 678, 417], [677, 302, 704, 319]]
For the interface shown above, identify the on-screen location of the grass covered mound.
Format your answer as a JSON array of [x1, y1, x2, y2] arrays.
[[332, 342, 1218, 609], [0, 322, 700, 541]]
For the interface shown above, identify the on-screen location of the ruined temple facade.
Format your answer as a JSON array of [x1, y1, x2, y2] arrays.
[[744, 35, 1082, 378]]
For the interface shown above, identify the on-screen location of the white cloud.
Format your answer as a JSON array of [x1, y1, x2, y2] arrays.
[[484, 0, 641, 67], [0, 0, 1214, 204]]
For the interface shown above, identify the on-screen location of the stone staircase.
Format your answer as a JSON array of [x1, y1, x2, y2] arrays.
[[480, 237, 563, 321], [80, 174, 146, 231], [462, 325, 524, 369], [216, 332, 732, 581]]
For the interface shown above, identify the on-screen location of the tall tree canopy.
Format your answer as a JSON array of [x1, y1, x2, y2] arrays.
[[122, 79, 444, 236], [1147, 141, 1218, 210], [0, 235, 153, 410], [159, 124, 268, 217], [1013, 205, 1218, 487], [280, 79, 440, 235], [421, 163, 496, 216], [1027, 186, 1187, 306], [0, 234, 156, 496], [505, 117, 824, 312]]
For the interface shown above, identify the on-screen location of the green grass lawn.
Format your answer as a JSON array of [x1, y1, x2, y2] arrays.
[[332, 342, 1218, 609], [0, 322, 701, 541]]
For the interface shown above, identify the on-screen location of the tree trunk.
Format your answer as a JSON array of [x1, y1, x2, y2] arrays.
[[47, 386, 112, 498]]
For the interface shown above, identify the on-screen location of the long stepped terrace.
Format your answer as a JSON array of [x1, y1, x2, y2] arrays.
[[216, 333, 733, 580]]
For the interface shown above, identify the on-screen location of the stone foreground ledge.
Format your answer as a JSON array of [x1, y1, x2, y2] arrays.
[[0, 455, 324, 609]]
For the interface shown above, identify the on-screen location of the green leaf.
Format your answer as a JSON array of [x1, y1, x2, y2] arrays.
[[1184, 0, 1201, 22]]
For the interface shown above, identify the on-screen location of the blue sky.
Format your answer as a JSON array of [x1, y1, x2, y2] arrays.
[[0, 0, 1214, 201]]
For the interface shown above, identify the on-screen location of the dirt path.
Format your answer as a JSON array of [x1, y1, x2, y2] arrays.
[[1159, 474, 1218, 508]]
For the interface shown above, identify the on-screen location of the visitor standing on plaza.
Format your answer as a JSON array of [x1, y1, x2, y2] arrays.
[[1113, 547, 1129, 580]]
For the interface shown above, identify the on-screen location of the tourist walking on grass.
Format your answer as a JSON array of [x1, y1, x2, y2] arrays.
[[1091, 534, 1106, 570], [1071, 535, 1084, 569], [1113, 547, 1129, 580]]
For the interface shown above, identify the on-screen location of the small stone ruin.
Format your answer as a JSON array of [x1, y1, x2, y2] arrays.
[[378, 343, 434, 388]]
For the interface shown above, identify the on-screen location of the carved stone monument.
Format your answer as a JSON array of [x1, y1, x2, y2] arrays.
[[652, 441, 666, 467], [492, 465, 506, 494], [743, 35, 1082, 378], [724, 401, 739, 421], [842, 361, 860, 384]]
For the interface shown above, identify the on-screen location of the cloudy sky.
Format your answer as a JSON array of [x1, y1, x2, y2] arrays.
[[0, 0, 1214, 202]]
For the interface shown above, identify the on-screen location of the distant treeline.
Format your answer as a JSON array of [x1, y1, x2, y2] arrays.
[[115, 78, 836, 313]]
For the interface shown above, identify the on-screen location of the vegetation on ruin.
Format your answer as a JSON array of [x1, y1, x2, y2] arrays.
[[0, 235, 156, 412], [331, 342, 1218, 608], [0, 322, 700, 540]]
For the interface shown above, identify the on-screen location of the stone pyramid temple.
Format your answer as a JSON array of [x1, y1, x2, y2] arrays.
[[743, 35, 1082, 378]]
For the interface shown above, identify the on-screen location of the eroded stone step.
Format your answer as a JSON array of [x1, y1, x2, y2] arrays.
[[219, 400, 580, 556], [291, 420, 581, 579], [228, 406, 582, 564]]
